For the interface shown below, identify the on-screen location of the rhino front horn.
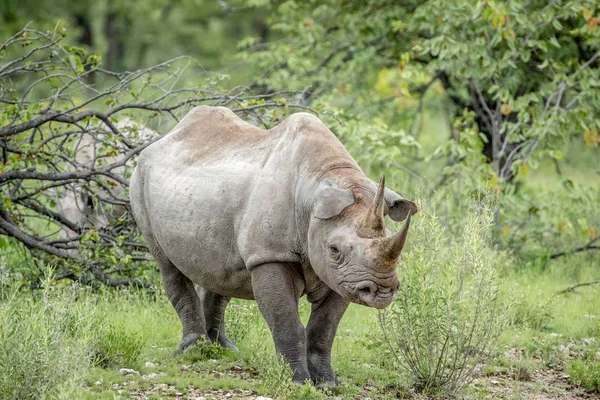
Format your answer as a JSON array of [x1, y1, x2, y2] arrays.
[[380, 211, 411, 260]]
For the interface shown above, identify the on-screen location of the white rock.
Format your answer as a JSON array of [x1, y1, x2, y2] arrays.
[[145, 361, 158, 368], [94, 381, 102, 386], [118, 368, 139, 376]]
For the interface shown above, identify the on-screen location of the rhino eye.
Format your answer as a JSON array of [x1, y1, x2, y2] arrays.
[[329, 244, 340, 255]]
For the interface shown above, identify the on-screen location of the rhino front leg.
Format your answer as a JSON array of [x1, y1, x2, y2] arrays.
[[157, 257, 207, 352], [251, 262, 310, 385], [306, 289, 349, 388], [196, 286, 238, 351]]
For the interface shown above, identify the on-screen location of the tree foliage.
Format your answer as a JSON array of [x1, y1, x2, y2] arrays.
[[0, 26, 313, 287], [244, 0, 600, 182]]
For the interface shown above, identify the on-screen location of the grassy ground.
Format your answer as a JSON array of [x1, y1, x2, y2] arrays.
[[1, 118, 598, 399], [1, 251, 596, 399]]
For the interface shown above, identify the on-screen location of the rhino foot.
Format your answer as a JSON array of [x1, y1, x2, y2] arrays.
[[314, 378, 338, 390], [176, 333, 205, 353], [217, 337, 239, 352]]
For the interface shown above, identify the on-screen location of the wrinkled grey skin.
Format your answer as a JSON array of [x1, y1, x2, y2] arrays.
[[130, 106, 418, 386]]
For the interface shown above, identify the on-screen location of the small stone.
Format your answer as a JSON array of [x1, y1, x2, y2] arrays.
[[118, 368, 139, 376], [231, 365, 242, 371], [490, 379, 500, 385], [94, 381, 102, 386], [256, 397, 274, 400], [145, 361, 158, 368], [176, 393, 183, 396]]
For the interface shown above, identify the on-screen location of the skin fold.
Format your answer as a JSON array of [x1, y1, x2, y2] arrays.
[[130, 106, 418, 386]]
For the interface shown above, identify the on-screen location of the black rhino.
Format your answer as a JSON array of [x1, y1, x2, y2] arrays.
[[130, 106, 418, 386]]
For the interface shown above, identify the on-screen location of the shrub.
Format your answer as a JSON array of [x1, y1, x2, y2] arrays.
[[0, 263, 96, 399], [92, 320, 144, 368], [256, 353, 323, 400], [179, 338, 230, 364], [379, 200, 509, 395], [225, 300, 263, 345], [509, 292, 554, 330], [568, 358, 600, 392]]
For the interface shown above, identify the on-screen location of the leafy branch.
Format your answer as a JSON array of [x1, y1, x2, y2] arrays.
[[0, 26, 314, 287]]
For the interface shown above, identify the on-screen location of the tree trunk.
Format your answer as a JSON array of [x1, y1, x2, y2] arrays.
[[104, 11, 125, 71]]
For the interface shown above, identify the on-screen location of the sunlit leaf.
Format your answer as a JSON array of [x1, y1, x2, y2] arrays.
[[500, 103, 512, 115]]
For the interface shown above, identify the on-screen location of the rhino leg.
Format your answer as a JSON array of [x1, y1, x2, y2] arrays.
[[251, 263, 310, 385], [306, 290, 349, 388], [196, 286, 238, 351], [156, 256, 207, 352]]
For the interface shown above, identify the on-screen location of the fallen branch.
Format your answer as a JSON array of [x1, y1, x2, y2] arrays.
[[90, 263, 152, 289], [550, 236, 599, 259], [556, 281, 600, 295]]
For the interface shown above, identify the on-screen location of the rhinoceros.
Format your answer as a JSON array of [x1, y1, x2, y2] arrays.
[[56, 118, 158, 242], [129, 106, 418, 386]]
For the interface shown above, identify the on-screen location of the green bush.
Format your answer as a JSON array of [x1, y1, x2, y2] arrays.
[[0, 264, 96, 399], [179, 338, 230, 364], [255, 353, 323, 400], [509, 292, 554, 330], [92, 320, 144, 368], [379, 200, 509, 395], [568, 358, 600, 393], [225, 300, 262, 345]]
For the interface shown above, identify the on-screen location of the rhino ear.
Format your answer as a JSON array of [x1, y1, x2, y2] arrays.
[[384, 188, 419, 222], [314, 185, 355, 219]]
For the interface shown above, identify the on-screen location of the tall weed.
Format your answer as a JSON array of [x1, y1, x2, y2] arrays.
[[0, 261, 145, 398], [379, 200, 509, 395], [0, 264, 95, 399]]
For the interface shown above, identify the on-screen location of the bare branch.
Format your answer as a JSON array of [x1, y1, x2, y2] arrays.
[[0, 26, 311, 287], [556, 281, 600, 295], [550, 236, 599, 260]]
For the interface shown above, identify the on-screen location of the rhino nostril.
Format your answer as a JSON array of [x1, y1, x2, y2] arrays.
[[358, 286, 373, 295], [356, 282, 377, 296]]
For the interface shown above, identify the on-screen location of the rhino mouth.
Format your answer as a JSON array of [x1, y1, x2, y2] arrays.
[[348, 281, 398, 309]]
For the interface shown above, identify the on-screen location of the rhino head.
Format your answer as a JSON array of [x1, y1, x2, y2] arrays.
[[308, 176, 418, 309]]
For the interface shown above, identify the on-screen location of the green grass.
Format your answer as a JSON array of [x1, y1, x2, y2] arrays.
[[1, 251, 598, 399]]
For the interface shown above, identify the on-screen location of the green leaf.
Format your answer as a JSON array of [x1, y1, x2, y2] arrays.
[[503, 29, 515, 42], [68, 54, 84, 75]]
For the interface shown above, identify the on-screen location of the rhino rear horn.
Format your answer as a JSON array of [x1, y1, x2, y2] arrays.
[[358, 175, 386, 234]]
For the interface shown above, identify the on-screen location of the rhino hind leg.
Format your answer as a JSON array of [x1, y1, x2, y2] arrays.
[[154, 254, 208, 352], [129, 173, 206, 351], [196, 286, 239, 352]]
